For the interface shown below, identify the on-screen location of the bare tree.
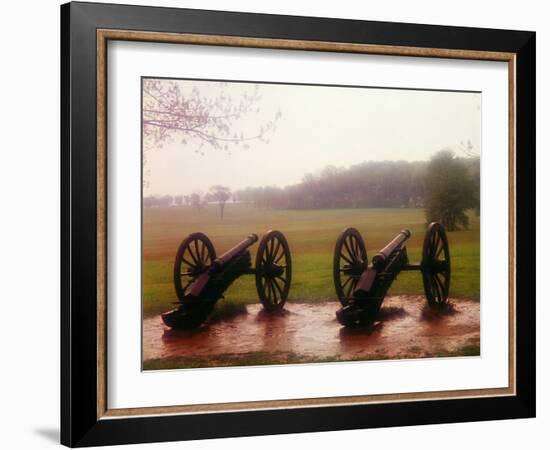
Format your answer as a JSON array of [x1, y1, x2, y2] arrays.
[[208, 185, 232, 220], [143, 79, 281, 153], [458, 139, 479, 158], [190, 192, 202, 210]]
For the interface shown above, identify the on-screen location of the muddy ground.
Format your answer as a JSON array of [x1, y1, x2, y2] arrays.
[[143, 296, 480, 369]]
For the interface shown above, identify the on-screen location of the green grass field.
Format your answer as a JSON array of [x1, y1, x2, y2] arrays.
[[143, 205, 479, 318]]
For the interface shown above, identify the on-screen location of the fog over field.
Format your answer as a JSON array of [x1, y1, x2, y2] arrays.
[[143, 79, 481, 196]]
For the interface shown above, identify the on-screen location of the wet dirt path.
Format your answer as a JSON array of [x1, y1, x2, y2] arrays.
[[143, 296, 480, 366]]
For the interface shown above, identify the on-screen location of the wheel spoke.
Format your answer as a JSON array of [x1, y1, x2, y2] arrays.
[[193, 240, 201, 264], [260, 277, 271, 302], [274, 281, 282, 304], [345, 280, 353, 297], [270, 239, 281, 264], [349, 235, 359, 261], [343, 276, 358, 298], [181, 255, 196, 269], [432, 277, 443, 303], [352, 236, 361, 264], [272, 278, 284, 300], [270, 238, 277, 262], [265, 278, 272, 302], [267, 238, 274, 262], [425, 275, 434, 298], [436, 241, 445, 258], [351, 235, 358, 258], [269, 279, 278, 303], [432, 277, 441, 302], [199, 240, 206, 264], [346, 277, 357, 297], [341, 275, 353, 290], [343, 238, 355, 263], [263, 242, 270, 264], [435, 273, 447, 299], [434, 232, 441, 257], [353, 235, 363, 262], [181, 279, 193, 293], [274, 247, 285, 264], [340, 252, 353, 265], [354, 236, 365, 264], [262, 241, 271, 265], [187, 246, 199, 266], [430, 231, 437, 258]]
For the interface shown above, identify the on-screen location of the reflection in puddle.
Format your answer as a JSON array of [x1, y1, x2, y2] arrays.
[[143, 296, 480, 365]]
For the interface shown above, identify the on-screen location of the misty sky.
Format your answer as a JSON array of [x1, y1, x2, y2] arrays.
[[143, 79, 481, 196]]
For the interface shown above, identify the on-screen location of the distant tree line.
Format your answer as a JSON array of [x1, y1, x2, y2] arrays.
[[144, 186, 232, 220], [143, 151, 480, 231], [233, 155, 479, 214], [234, 161, 427, 209], [143, 194, 186, 208]]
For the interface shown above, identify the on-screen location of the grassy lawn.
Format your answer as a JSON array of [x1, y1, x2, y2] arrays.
[[142, 343, 480, 370], [143, 205, 479, 318]]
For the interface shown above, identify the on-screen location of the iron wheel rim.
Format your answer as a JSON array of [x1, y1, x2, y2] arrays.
[[255, 230, 292, 311], [421, 222, 451, 309], [173, 232, 216, 301], [333, 227, 368, 305]]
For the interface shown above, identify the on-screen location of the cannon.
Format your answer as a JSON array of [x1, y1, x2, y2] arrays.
[[333, 222, 451, 326], [162, 230, 292, 328]]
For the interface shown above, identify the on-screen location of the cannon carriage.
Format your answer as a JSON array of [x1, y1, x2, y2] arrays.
[[333, 222, 451, 326], [161, 221, 450, 329], [162, 230, 292, 329]]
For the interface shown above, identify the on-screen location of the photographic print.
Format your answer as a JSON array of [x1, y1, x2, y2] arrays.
[[141, 77, 481, 371]]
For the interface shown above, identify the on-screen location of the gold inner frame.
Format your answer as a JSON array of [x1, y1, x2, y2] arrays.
[[96, 29, 517, 420]]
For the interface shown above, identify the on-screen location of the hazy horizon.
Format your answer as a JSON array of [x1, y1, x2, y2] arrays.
[[143, 79, 481, 197]]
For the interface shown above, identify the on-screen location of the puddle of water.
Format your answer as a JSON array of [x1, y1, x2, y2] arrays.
[[143, 296, 480, 364]]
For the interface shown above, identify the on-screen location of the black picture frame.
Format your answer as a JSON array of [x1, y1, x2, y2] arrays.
[[61, 1, 535, 447]]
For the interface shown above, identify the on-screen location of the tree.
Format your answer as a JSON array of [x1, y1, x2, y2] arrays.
[[143, 195, 156, 208], [159, 195, 173, 208], [208, 185, 232, 220], [466, 156, 480, 216], [174, 195, 183, 206], [142, 79, 282, 190], [142, 79, 281, 152], [424, 150, 476, 231], [190, 192, 202, 210]]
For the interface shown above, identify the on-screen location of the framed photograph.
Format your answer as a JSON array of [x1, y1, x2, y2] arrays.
[[61, 1, 535, 447]]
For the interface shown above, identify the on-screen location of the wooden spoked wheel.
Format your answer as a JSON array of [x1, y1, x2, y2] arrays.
[[255, 230, 292, 311], [421, 222, 451, 309], [333, 228, 368, 304], [173, 232, 216, 301]]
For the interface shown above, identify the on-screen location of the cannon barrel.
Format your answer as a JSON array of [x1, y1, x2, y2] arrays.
[[214, 234, 258, 267], [354, 229, 411, 297], [186, 234, 258, 299], [372, 229, 411, 269]]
